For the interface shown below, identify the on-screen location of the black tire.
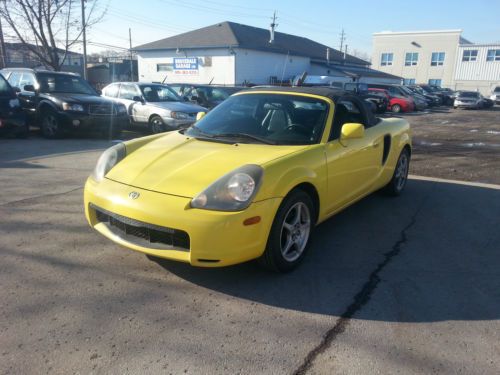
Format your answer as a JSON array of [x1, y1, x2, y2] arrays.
[[391, 104, 401, 113], [149, 115, 165, 134], [384, 148, 410, 196], [41, 109, 63, 139], [259, 189, 314, 272]]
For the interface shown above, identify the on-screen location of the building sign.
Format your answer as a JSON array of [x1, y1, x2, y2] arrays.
[[173, 57, 199, 75]]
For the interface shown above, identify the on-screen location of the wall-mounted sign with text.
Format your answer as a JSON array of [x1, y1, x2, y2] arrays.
[[173, 57, 199, 75]]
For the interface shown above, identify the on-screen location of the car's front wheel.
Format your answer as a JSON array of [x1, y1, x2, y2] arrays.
[[41, 109, 63, 138], [260, 189, 314, 272], [391, 104, 401, 113], [384, 148, 410, 196], [149, 115, 165, 134]]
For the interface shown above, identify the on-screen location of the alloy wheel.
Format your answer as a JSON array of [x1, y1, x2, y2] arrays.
[[280, 202, 311, 262], [395, 152, 409, 191]]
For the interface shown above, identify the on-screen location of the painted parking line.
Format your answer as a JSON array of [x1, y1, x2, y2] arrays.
[[409, 174, 500, 190]]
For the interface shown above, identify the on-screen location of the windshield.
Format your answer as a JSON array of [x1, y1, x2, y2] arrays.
[[37, 73, 96, 95], [458, 92, 479, 98], [494, 86, 500, 93], [140, 84, 181, 102], [185, 93, 329, 145]]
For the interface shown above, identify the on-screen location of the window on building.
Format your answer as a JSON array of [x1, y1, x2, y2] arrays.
[[405, 53, 418, 66], [428, 79, 442, 86], [431, 52, 445, 66], [486, 49, 500, 62], [403, 78, 416, 85], [380, 53, 393, 66], [157, 63, 173, 72], [462, 50, 478, 62]]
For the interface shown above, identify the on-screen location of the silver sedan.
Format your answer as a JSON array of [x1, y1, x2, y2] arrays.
[[102, 82, 207, 133]]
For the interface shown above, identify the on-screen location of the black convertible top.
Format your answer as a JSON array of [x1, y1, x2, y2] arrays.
[[244, 86, 379, 127], [247, 86, 347, 101]]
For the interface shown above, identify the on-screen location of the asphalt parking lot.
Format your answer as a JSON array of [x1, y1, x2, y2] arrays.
[[1, 108, 499, 374]]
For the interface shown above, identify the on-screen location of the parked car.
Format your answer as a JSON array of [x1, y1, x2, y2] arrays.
[[0, 72, 28, 138], [342, 82, 388, 113], [453, 91, 488, 109], [428, 85, 455, 105], [102, 82, 207, 133], [367, 84, 417, 112], [1, 68, 128, 138], [84, 86, 411, 271], [169, 84, 244, 109], [368, 88, 415, 113], [407, 85, 441, 106], [490, 86, 500, 104], [399, 86, 429, 111]]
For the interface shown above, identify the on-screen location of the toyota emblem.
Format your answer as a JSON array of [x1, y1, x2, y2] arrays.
[[129, 191, 140, 200]]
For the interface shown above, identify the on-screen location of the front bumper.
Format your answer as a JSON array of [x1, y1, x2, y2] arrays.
[[162, 116, 196, 129], [84, 177, 282, 267], [454, 101, 479, 108], [58, 111, 129, 132]]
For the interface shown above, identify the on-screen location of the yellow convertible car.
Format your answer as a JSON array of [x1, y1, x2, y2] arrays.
[[84, 87, 411, 272]]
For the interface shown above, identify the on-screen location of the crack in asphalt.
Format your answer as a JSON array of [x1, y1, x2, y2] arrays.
[[292, 200, 426, 375], [0, 187, 83, 207]]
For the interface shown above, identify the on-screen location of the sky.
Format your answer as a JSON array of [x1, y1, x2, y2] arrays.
[[83, 0, 500, 57]]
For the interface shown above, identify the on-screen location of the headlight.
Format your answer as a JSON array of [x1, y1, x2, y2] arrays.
[[62, 102, 84, 112], [171, 111, 189, 120], [91, 143, 126, 182], [191, 165, 263, 211], [115, 104, 127, 114], [9, 98, 20, 108]]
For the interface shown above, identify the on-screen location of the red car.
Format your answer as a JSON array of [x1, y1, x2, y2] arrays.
[[368, 88, 415, 113]]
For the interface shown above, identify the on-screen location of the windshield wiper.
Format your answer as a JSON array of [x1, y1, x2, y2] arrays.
[[214, 133, 276, 145], [188, 125, 216, 138]]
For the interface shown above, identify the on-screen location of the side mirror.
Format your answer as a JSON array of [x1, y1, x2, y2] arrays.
[[132, 95, 144, 103], [23, 84, 35, 92], [196, 112, 206, 121], [340, 123, 364, 142]]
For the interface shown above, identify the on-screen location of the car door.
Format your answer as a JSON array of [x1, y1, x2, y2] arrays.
[[118, 83, 143, 123], [324, 97, 384, 213]]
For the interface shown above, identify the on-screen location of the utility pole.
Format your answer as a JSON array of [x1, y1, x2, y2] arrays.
[[81, 0, 87, 79], [339, 28, 346, 52], [269, 11, 278, 44], [0, 16, 6, 69], [344, 44, 348, 61], [129, 28, 134, 81]]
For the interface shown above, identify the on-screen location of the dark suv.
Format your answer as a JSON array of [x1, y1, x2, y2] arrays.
[[1, 68, 128, 138]]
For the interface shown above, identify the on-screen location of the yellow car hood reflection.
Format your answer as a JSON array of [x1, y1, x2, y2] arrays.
[[106, 131, 307, 198]]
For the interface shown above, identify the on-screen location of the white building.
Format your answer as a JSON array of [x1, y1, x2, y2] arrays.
[[372, 30, 467, 88], [134, 21, 400, 86], [454, 44, 500, 94], [372, 29, 500, 95]]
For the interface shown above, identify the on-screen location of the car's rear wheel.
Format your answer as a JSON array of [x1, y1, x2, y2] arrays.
[[391, 104, 401, 113], [149, 115, 165, 134], [260, 189, 314, 272], [384, 148, 410, 196], [41, 109, 63, 139]]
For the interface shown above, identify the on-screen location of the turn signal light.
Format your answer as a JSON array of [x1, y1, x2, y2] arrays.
[[243, 216, 261, 226]]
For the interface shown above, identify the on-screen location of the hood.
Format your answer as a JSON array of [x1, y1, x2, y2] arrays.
[[106, 131, 307, 197], [147, 101, 206, 113], [48, 93, 115, 105]]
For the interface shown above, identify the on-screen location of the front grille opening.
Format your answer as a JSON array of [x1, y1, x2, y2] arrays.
[[197, 259, 220, 263], [93, 205, 190, 251]]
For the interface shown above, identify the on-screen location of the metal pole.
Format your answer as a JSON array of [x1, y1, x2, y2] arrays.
[[0, 16, 6, 69], [129, 28, 133, 81], [81, 0, 87, 79]]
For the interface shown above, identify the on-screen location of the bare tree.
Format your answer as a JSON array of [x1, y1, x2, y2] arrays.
[[0, 0, 105, 71]]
